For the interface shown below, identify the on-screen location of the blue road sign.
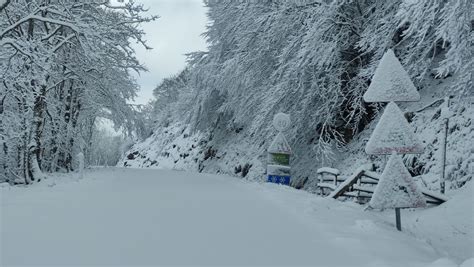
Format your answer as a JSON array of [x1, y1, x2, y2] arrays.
[[267, 175, 291, 186]]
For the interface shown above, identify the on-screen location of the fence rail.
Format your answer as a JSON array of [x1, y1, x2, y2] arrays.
[[316, 167, 447, 205]]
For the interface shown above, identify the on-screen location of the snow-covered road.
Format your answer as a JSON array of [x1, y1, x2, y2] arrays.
[[1, 168, 471, 266]]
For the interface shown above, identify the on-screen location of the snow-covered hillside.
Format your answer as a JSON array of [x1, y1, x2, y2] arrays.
[[1, 168, 472, 266], [120, 0, 472, 196], [121, 77, 472, 196], [122, 0, 472, 189], [119, 122, 266, 180]]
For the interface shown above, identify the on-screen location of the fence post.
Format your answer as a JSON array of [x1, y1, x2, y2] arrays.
[[317, 173, 322, 195]]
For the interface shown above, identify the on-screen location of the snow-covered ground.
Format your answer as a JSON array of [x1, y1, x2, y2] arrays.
[[1, 168, 472, 266]]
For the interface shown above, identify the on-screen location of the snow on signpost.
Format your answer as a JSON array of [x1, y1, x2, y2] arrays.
[[267, 113, 292, 186], [364, 49, 425, 231]]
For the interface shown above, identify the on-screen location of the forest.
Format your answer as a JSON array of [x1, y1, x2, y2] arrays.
[[0, 0, 155, 184]]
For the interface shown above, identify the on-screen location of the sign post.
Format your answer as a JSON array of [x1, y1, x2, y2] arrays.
[[267, 113, 292, 185], [395, 208, 401, 231], [364, 49, 426, 231], [440, 96, 451, 194]]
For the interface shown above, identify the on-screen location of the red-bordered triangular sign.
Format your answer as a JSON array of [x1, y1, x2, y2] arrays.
[[366, 102, 424, 155]]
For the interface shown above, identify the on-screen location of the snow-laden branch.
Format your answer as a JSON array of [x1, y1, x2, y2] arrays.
[[51, 33, 77, 53], [0, 39, 32, 57], [0, 15, 79, 39]]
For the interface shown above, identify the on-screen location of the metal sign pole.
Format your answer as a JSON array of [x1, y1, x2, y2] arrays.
[[395, 208, 401, 231], [440, 97, 450, 194]]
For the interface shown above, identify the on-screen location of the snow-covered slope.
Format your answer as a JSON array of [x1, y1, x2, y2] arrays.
[[120, 124, 203, 171], [1, 168, 472, 266], [119, 122, 267, 181], [121, 77, 472, 196]]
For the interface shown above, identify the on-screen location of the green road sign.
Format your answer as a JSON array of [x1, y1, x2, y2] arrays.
[[269, 153, 290, 166]]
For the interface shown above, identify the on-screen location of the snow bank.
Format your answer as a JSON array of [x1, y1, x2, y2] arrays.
[[120, 123, 266, 180], [119, 123, 203, 170], [402, 181, 474, 262]]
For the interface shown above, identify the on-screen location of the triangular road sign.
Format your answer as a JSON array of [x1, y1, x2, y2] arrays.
[[268, 132, 291, 154], [363, 49, 420, 102], [366, 102, 424, 155], [369, 153, 426, 209]]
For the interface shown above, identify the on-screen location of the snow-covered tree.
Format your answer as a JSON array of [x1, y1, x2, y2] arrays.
[[86, 127, 128, 167], [0, 0, 156, 183], [142, 0, 470, 184]]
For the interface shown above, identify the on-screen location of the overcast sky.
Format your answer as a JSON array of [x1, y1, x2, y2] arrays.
[[132, 0, 208, 104]]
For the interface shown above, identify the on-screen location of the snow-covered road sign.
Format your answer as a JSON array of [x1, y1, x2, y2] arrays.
[[363, 49, 420, 103], [273, 113, 291, 132], [363, 49, 426, 232], [267, 175, 291, 185], [268, 133, 292, 155], [268, 153, 290, 166], [369, 153, 426, 209], [267, 165, 290, 176], [267, 162, 291, 185], [267, 113, 292, 186], [365, 102, 424, 155]]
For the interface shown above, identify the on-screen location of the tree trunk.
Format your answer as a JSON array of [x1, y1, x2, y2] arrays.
[[29, 82, 47, 181], [0, 95, 7, 182]]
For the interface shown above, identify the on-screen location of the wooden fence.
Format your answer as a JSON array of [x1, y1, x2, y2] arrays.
[[316, 167, 447, 205]]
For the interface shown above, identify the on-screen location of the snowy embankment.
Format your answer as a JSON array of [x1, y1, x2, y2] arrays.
[[121, 78, 472, 196], [1, 168, 472, 266], [119, 123, 266, 181]]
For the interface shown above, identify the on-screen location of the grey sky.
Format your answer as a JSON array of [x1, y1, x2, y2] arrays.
[[132, 0, 208, 104]]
